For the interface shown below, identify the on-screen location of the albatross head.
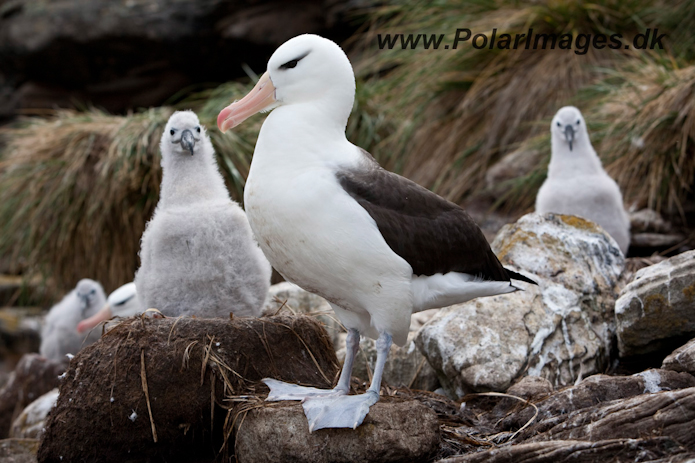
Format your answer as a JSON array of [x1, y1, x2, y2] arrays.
[[75, 279, 105, 318], [551, 106, 588, 152], [163, 110, 204, 156], [77, 282, 138, 334], [217, 34, 356, 132]]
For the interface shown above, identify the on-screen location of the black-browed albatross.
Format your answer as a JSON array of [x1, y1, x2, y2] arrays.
[[218, 34, 536, 432]]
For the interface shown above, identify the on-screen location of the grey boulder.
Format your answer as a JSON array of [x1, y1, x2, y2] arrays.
[[616, 249, 695, 357], [417, 213, 624, 396]]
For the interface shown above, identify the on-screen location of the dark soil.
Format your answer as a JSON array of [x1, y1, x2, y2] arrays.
[[38, 315, 339, 463]]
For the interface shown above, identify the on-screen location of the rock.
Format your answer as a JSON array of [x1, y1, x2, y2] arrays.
[[0, 354, 65, 438], [630, 232, 685, 249], [630, 209, 672, 234], [616, 249, 695, 357], [418, 213, 624, 396], [0, 307, 44, 369], [0, 373, 10, 391], [234, 399, 440, 463], [499, 369, 695, 432], [437, 437, 690, 463], [262, 282, 344, 352], [410, 309, 439, 332], [0, 438, 40, 463], [506, 376, 553, 401], [526, 386, 695, 449], [0, 0, 358, 115], [38, 315, 339, 463], [662, 337, 695, 375], [10, 389, 58, 440], [341, 332, 440, 391], [488, 376, 554, 422]]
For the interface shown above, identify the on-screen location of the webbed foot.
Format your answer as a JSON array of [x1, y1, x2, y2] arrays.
[[263, 378, 346, 402], [302, 391, 379, 432]]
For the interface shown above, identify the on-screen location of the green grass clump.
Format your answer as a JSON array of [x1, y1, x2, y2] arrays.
[[353, 0, 693, 207]]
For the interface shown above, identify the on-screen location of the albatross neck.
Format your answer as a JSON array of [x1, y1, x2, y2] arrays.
[[253, 99, 354, 168], [548, 134, 604, 178], [159, 152, 230, 208]]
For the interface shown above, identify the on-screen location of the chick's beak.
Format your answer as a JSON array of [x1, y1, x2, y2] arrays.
[[564, 125, 575, 151], [180, 129, 195, 155], [217, 72, 276, 133]]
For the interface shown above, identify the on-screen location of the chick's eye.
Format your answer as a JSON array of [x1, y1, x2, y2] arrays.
[[280, 59, 299, 70], [556, 122, 561, 127], [170, 129, 176, 136], [196, 127, 201, 133], [576, 120, 580, 125]]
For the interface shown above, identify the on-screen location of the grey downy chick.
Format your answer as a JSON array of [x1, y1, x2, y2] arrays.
[[76, 282, 141, 333], [40, 278, 106, 361], [536, 106, 630, 254], [135, 110, 271, 318]]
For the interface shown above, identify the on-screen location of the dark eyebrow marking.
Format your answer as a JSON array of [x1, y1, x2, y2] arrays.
[[279, 51, 311, 70]]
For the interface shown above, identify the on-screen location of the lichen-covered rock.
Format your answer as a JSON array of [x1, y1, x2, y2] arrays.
[[234, 400, 440, 463], [0, 355, 65, 439], [662, 337, 695, 375], [418, 213, 624, 397], [10, 389, 58, 440], [38, 315, 339, 463], [499, 369, 695, 433], [616, 249, 695, 357], [263, 282, 344, 352]]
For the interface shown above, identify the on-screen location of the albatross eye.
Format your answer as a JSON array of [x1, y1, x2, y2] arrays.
[[278, 52, 310, 71], [196, 126, 201, 133], [576, 120, 580, 125], [170, 129, 176, 136], [280, 59, 299, 70], [556, 122, 561, 127]]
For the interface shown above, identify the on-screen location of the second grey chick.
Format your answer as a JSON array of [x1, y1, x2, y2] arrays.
[[40, 278, 106, 361]]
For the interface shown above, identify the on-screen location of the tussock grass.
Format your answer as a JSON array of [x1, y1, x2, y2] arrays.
[[0, 108, 170, 293], [354, 0, 690, 206], [596, 58, 695, 216]]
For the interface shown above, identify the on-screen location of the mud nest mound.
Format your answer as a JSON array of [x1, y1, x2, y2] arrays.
[[38, 315, 340, 463]]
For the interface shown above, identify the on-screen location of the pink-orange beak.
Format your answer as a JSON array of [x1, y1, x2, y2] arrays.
[[217, 72, 277, 132], [76, 305, 113, 334]]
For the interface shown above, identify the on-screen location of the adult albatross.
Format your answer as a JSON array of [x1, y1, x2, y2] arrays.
[[218, 34, 536, 432]]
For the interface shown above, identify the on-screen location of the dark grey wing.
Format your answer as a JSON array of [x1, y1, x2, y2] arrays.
[[337, 151, 534, 284]]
